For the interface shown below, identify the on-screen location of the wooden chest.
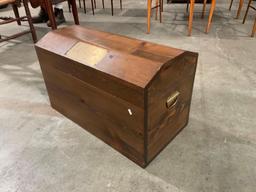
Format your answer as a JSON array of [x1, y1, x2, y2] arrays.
[[35, 26, 198, 167]]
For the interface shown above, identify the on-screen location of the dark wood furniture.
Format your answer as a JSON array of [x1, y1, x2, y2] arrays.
[[243, 0, 256, 37], [35, 25, 198, 167], [30, 0, 79, 30], [0, 0, 37, 43]]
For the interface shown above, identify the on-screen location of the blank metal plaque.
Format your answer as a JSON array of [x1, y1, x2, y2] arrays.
[[66, 41, 108, 66]]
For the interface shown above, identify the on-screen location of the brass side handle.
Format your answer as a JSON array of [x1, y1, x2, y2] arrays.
[[166, 91, 180, 109]]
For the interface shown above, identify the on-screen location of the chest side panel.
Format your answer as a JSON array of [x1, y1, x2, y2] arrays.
[[146, 52, 198, 163], [36, 48, 146, 167]]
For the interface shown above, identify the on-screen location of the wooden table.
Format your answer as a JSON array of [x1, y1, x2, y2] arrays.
[[146, 0, 216, 36]]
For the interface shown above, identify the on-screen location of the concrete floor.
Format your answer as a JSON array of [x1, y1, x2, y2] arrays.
[[0, 0, 256, 191]]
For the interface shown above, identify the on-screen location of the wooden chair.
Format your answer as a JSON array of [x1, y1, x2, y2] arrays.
[[181, 0, 216, 34], [147, 0, 163, 34], [242, 0, 256, 37], [147, 0, 216, 36], [0, 0, 37, 43], [30, 0, 79, 30]]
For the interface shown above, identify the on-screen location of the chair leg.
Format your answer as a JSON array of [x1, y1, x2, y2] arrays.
[[68, 1, 71, 12], [155, 0, 159, 20], [23, 0, 37, 42], [188, 0, 195, 36], [91, 0, 95, 15], [155, 0, 162, 22], [12, 4, 21, 25], [147, 0, 152, 34], [94, 0, 96, 8], [251, 17, 256, 37], [83, 0, 86, 13], [78, 0, 81, 8], [186, 0, 189, 13], [120, 0, 122, 10], [229, 0, 234, 11], [102, 0, 104, 9], [202, 0, 207, 19], [44, 0, 57, 30], [161, 0, 163, 12], [111, 0, 113, 16], [236, 0, 244, 19], [160, 0, 162, 23], [243, 0, 252, 24], [205, 0, 216, 33], [70, 0, 79, 25]]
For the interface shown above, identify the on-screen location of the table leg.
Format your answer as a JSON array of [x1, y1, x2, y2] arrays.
[[147, 0, 152, 34], [188, 0, 195, 36]]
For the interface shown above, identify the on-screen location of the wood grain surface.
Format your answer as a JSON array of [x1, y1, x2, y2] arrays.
[[36, 26, 198, 167]]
